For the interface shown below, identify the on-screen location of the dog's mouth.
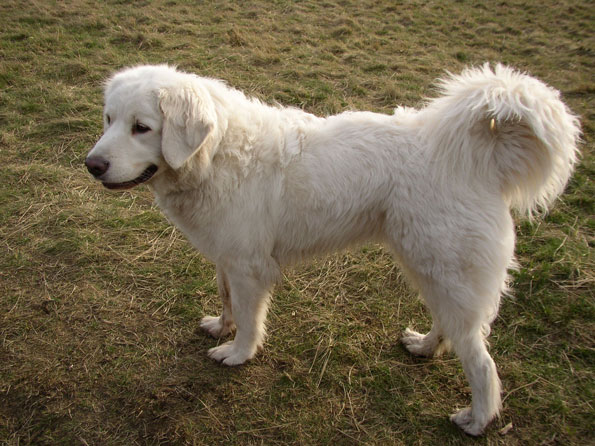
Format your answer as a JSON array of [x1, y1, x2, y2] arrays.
[[102, 165, 159, 190]]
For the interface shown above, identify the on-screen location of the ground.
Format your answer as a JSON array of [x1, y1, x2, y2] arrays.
[[0, 1, 593, 445]]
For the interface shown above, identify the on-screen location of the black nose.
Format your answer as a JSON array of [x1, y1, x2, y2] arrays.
[[85, 156, 110, 177]]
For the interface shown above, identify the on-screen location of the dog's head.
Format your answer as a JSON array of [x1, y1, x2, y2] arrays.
[[85, 65, 219, 189]]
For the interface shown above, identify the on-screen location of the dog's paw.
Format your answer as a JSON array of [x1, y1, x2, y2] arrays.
[[200, 315, 234, 338], [401, 328, 437, 357], [208, 341, 254, 366], [450, 407, 485, 436]]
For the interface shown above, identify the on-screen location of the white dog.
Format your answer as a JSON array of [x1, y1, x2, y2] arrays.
[[86, 64, 580, 435]]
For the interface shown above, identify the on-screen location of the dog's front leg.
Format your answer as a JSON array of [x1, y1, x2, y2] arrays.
[[207, 270, 272, 366], [200, 265, 236, 338]]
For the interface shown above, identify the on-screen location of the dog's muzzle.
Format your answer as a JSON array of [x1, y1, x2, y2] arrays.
[[85, 156, 158, 190]]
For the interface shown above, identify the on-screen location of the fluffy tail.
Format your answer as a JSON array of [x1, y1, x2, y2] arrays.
[[423, 63, 581, 214]]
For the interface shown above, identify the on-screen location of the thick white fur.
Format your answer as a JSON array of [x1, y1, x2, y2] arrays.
[[87, 63, 580, 435]]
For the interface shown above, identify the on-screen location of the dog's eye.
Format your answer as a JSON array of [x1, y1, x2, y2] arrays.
[[106, 115, 111, 125], [133, 122, 151, 134]]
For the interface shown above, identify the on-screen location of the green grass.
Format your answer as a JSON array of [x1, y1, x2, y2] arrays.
[[0, 0, 593, 444]]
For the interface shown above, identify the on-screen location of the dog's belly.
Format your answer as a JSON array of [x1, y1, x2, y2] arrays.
[[271, 203, 388, 265]]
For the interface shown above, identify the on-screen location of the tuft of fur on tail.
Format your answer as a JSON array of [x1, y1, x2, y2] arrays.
[[423, 63, 581, 214]]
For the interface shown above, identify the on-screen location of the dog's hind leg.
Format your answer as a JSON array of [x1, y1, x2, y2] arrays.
[[394, 245, 506, 435], [208, 269, 273, 366], [401, 317, 452, 357], [415, 274, 503, 436], [448, 326, 501, 436], [388, 201, 514, 435], [417, 285, 502, 435], [200, 265, 236, 338]]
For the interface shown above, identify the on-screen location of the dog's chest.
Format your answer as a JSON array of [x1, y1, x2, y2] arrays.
[[154, 189, 223, 260]]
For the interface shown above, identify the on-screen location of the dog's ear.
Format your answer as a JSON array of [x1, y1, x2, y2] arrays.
[[158, 81, 217, 170]]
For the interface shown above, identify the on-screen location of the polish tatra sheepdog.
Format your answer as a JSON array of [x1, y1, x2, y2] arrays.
[[86, 64, 580, 435]]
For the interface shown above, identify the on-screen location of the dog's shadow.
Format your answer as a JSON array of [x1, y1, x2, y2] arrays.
[[142, 328, 487, 442]]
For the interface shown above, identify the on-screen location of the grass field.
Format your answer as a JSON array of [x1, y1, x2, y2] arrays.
[[0, 0, 593, 444]]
